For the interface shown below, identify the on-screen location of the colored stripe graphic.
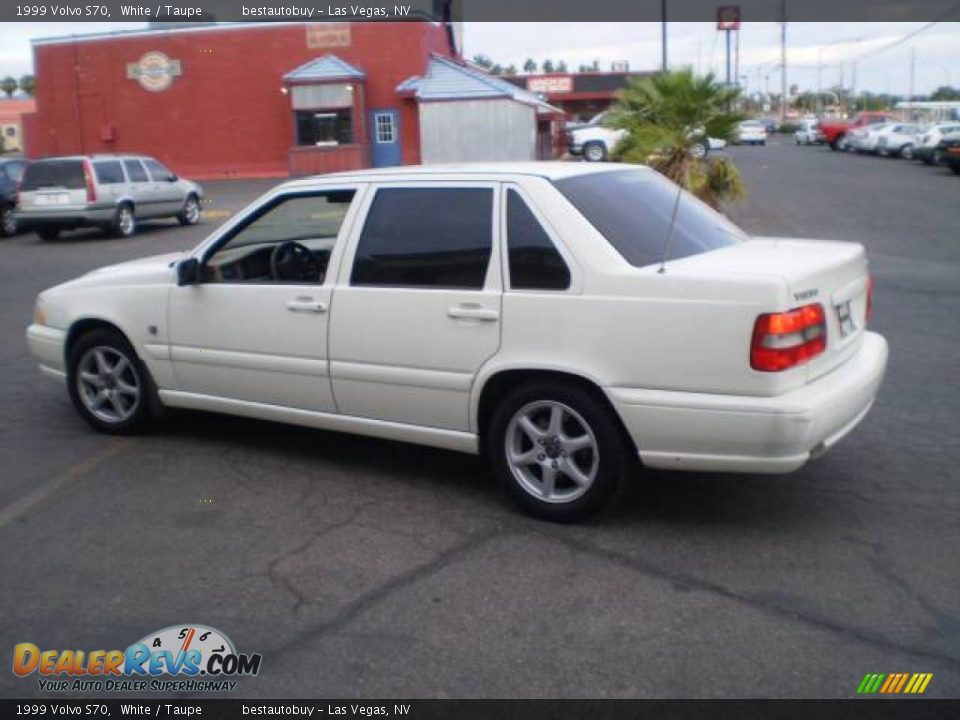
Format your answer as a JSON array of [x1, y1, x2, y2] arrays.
[[857, 672, 932, 694]]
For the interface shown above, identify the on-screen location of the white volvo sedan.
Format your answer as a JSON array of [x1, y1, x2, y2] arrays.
[[26, 163, 887, 520]]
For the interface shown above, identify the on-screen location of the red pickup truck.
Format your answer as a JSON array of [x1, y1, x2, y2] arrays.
[[820, 112, 896, 150]]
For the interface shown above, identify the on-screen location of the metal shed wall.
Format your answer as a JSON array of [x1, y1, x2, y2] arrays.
[[419, 99, 537, 164]]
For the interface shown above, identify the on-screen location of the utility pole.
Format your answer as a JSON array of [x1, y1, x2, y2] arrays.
[[780, 0, 788, 123], [661, 0, 668, 73], [909, 48, 916, 118], [726, 28, 732, 86]]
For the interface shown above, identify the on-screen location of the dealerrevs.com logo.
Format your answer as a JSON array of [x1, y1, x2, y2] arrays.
[[13, 624, 262, 693]]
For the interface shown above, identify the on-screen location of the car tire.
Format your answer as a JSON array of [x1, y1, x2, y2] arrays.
[[690, 142, 708, 159], [111, 203, 136, 238], [829, 137, 842, 151], [899, 144, 914, 160], [1, 204, 17, 237], [582, 142, 607, 162], [67, 328, 160, 435], [36, 227, 60, 241], [487, 381, 632, 522], [932, 149, 942, 165], [178, 194, 201, 226]]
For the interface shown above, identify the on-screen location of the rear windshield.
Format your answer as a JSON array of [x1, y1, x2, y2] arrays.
[[553, 169, 746, 268], [21, 160, 85, 191]]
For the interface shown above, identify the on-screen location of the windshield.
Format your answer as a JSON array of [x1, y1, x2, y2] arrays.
[[554, 169, 747, 268]]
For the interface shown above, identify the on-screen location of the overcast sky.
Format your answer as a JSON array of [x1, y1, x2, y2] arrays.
[[0, 21, 956, 96]]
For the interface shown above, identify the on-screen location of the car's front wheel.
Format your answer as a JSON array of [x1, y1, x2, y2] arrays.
[[178, 194, 201, 226], [899, 144, 914, 160], [582, 142, 607, 162], [67, 329, 158, 434], [1, 204, 17, 237], [488, 382, 631, 521]]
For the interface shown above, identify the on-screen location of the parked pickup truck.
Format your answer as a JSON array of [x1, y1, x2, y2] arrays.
[[820, 112, 896, 151]]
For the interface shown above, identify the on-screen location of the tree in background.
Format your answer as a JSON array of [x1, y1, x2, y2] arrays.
[[490, 63, 503, 75], [609, 70, 744, 209], [0, 77, 17, 99], [931, 85, 960, 101], [503, 65, 517, 76], [522, 58, 537, 73], [556, 60, 568, 73], [542, 59, 555, 73], [471, 54, 493, 70], [19, 75, 35, 97]]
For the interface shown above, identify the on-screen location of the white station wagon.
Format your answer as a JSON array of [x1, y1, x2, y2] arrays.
[[26, 163, 888, 520]]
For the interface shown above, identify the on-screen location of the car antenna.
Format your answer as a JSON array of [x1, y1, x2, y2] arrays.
[[657, 180, 684, 274]]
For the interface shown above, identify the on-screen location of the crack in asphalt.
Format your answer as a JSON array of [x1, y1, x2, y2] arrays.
[[540, 528, 960, 669]]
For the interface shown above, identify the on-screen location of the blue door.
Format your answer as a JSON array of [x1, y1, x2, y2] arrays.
[[370, 109, 401, 167]]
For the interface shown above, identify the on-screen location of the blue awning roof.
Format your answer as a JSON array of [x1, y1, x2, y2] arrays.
[[283, 54, 366, 83], [397, 55, 560, 113]]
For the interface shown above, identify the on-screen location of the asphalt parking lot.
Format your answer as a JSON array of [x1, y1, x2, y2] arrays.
[[1, 138, 958, 699]]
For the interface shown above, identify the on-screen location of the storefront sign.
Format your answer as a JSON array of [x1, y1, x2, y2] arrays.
[[526, 76, 574, 94], [126, 52, 182, 92], [306, 24, 352, 49]]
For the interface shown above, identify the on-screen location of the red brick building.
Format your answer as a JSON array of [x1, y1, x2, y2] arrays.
[[24, 22, 462, 179]]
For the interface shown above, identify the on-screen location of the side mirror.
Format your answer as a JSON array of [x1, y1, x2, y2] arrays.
[[167, 174, 178, 182], [177, 257, 200, 286]]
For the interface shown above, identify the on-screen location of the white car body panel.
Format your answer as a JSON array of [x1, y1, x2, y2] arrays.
[[27, 163, 887, 475]]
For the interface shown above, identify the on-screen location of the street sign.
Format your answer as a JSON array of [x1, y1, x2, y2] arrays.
[[717, 6, 741, 30]]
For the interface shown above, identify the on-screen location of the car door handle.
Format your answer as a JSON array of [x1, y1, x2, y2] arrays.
[[286, 298, 327, 313], [447, 304, 499, 322]]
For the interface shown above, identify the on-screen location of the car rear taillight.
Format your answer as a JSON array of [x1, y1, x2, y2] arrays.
[[866, 275, 874, 323], [750, 303, 827, 372], [82, 160, 96, 203]]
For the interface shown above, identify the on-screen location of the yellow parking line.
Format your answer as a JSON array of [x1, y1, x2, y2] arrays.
[[202, 209, 232, 219], [0, 438, 132, 529]]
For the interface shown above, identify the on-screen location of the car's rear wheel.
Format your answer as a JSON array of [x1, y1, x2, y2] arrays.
[[488, 382, 631, 521], [583, 142, 607, 162], [178, 194, 201, 226], [36, 227, 60, 241], [1, 204, 17, 237], [111, 204, 136, 238], [899, 144, 914, 160], [67, 329, 159, 435]]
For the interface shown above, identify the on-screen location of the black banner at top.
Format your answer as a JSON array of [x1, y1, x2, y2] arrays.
[[3, 0, 960, 22]]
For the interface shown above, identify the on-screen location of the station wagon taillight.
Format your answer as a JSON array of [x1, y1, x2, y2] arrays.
[[82, 160, 97, 203], [751, 303, 827, 372]]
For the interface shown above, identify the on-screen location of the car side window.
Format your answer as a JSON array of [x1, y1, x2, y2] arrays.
[[93, 160, 126, 185], [203, 191, 355, 285], [5, 162, 24, 183], [123, 160, 149, 183], [506, 190, 570, 291], [143, 159, 174, 182], [351, 187, 493, 289]]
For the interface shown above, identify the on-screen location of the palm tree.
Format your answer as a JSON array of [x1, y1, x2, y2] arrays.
[[608, 70, 745, 209]]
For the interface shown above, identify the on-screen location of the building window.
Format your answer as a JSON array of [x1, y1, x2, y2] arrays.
[[374, 113, 395, 143], [296, 110, 353, 146]]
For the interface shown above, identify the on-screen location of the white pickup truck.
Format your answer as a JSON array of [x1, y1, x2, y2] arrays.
[[566, 112, 723, 162]]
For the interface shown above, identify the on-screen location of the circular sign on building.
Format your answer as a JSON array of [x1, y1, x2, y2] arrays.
[[126, 51, 182, 92]]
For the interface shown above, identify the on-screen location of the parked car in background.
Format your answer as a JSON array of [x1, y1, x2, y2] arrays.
[[820, 112, 896, 151], [794, 119, 822, 145], [846, 125, 880, 153], [874, 123, 921, 158], [760, 118, 778, 134], [735, 120, 768, 145], [937, 134, 960, 175], [567, 112, 718, 162], [914, 123, 960, 165], [25, 163, 887, 520], [16, 155, 203, 241], [0, 157, 26, 237]]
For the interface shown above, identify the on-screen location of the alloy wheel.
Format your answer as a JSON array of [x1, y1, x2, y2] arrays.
[[504, 400, 599, 504], [76, 346, 141, 424]]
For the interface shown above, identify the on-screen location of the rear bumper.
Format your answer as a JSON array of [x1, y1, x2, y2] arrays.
[[607, 332, 888, 474], [26, 323, 67, 381], [15, 207, 115, 229]]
